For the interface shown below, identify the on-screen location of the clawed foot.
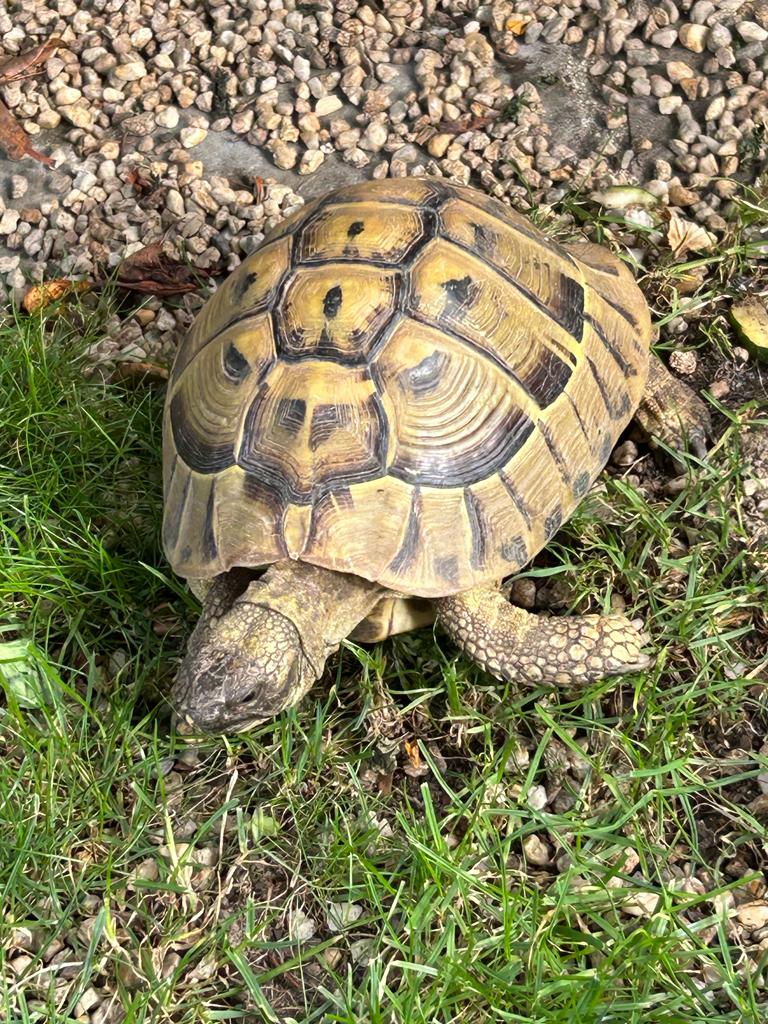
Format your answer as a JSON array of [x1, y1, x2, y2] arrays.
[[634, 356, 711, 462], [516, 612, 653, 688]]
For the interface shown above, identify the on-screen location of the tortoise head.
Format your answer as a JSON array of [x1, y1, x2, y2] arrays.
[[171, 594, 317, 733]]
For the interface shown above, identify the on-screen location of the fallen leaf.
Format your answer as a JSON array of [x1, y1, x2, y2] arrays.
[[403, 737, 428, 778], [0, 36, 63, 84], [667, 214, 717, 256], [22, 278, 91, 313], [0, 98, 55, 166], [108, 361, 170, 385], [0, 638, 59, 709], [436, 113, 496, 134], [592, 185, 659, 210], [112, 243, 208, 295], [730, 296, 768, 364], [506, 14, 533, 34], [123, 167, 154, 194]]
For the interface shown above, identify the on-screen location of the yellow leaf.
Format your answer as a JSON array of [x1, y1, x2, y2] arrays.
[[506, 14, 532, 34], [22, 278, 90, 313]]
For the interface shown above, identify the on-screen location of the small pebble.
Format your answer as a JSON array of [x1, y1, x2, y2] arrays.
[[114, 61, 146, 81], [180, 127, 208, 148], [326, 901, 363, 932], [736, 902, 768, 930], [522, 834, 552, 866]]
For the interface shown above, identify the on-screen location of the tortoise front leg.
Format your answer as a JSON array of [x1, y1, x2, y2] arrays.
[[634, 355, 711, 458], [436, 586, 650, 687]]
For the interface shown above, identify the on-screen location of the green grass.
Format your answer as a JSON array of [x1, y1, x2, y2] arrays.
[[1, 265, 767, 1022]]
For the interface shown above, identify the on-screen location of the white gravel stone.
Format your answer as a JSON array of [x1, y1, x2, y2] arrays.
[[315, 95, 343, 117], [288, 909, 317, 942], [0, 210, 20, 234], [73, 170, 97, 192], [522, 834, 552, 866], [736, 22, 768, 43], [298, 149, 325, 174], [180, 126, 208, 149], [679, 24, 708, 53], [705, 95, 727, 121], [155, 107, 179, 129], [165, 189, 185, 217], [659, 95, 684, 114], [54, 86, 82, 106], [736, 902, 768, 930], [526, 785, 548, 811], [293, 56, 311, 82], [326, 901, 362, 932], [59, 104, 93, 128], [10, 175, 27, 199], [114, 61, 146, 82], [623, 890, 661, 917]]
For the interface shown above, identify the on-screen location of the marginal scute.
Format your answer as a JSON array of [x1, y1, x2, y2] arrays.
[[164, 178, 653, 595], [168, 315, 276, 474], [173, 238, 289, 382]]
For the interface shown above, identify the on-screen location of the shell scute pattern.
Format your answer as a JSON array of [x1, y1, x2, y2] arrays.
[[164, 180, 652, 597]]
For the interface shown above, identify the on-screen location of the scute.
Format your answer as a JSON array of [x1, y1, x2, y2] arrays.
[[275, 263, 400, 362], [168, 314, 276, 475], [237, 359, 388, 504], [164, 179, 652, 596], [171, 238, 289, 383], [408, 239, 578, 408], [296, 201, 426, 264], [375, 318, 535, 487]]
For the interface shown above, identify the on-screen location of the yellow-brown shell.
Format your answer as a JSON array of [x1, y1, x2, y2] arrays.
[[163, 178, 652, 598]]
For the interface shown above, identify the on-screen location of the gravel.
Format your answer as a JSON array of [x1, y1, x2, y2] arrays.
[[0, 0, 765, 368]]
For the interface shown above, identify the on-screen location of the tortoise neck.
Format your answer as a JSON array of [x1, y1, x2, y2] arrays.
[[239, 559, 384, 673]]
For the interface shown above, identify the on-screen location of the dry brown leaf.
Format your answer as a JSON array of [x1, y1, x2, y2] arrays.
[[0, 36, 63, 84], [108, 361, 170, 386], [0, 98, 55, 166], [123, 166, 154, 194], [0, 36, 62, 166], [112, 243, 209, 295], [436, 113, 496, 134], [403, 738, 428, 778], [667, 214, 717, 256], [22, 278, 91, 313]]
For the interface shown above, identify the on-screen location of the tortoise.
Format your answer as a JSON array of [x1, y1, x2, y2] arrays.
[[163, 177, 709, 733]]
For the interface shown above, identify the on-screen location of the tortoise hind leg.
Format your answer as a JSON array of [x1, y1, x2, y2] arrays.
[[634, 355, 711, 458], [436, 586, 650, 687]]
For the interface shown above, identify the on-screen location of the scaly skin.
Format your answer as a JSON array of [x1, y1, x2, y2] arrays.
[[172, 560, 383, 733], [635, 355, 711, 459], [436, 586, 650, 687], [173, 563, 651, 733]]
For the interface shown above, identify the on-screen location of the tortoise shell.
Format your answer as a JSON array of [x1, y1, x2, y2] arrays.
[[163, 178, 652, 599]]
